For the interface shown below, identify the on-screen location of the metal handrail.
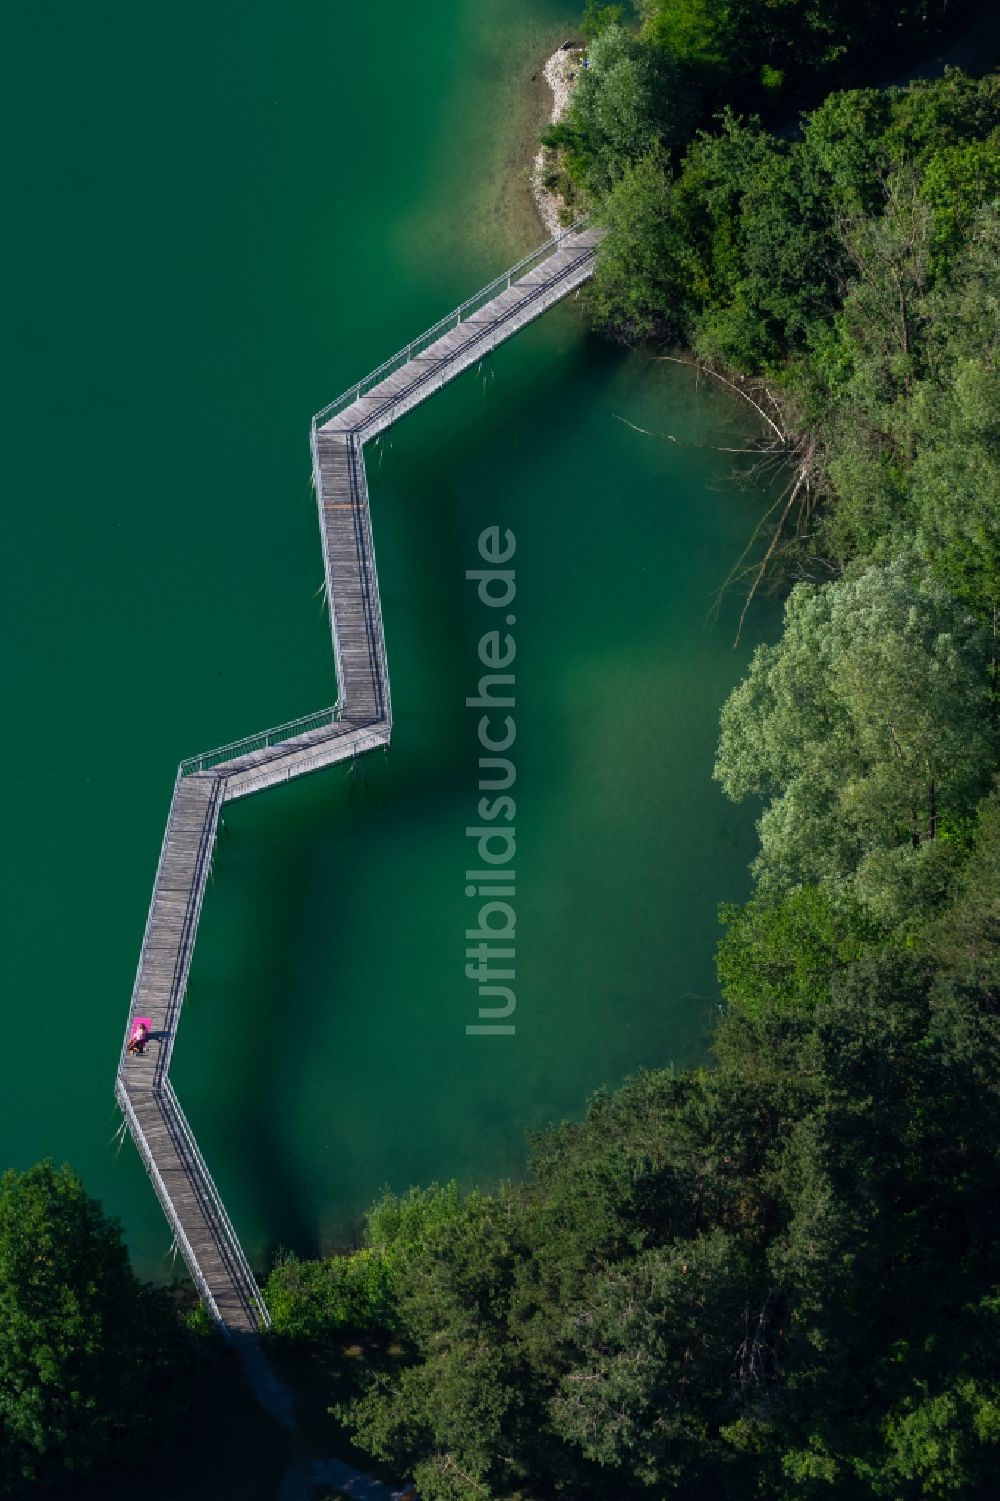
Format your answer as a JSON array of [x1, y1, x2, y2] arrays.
[[115, 1082, 223, 1325], [218, 722, 391, 803], [179, 704, 342, 776], [311, 216, 590, 430], [119, 769, 184, 1074], [162, 1081, 272, 1331], [347, 242, 599, 443], [118, 217, 601, 1337], [153, 778, 224, 1088]]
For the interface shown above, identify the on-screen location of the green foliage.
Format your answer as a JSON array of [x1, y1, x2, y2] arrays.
[[265, 1248, 392, 1339], [365, 1185, 518, 1351], [881, 1373, 1000, 1498], [692, 127, 839, 369], [718, 885, 880, 1015], [327, 951, 1000, 1498], [638, 0, 734, 75], [0, 1160, 192, 1493], [363, 1179, 467, 1262], [589, 150, 692, 341], [343, 1339, 517, 1501], [266, 32, 1000, 1501], [184, 1301, 215, 1336], [338, 1186, 527, 1501], [800, 87, 894, 213], [885, 68, 1000, 165], [550, 1232, 749, 1483], [583, 71, 999, 385], [634, 1, 977, 119], [266, 1183, 498, 1343], [918, 784, 1000, 986], [922, 138, 1000, 272], [581, 0, 624, 41], [913, 356, 1000, 616], [910, 206, 1000, 618], [550, 23, 699, 194], [715, 554, 996, 923]]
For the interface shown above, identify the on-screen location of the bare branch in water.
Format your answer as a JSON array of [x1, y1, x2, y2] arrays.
[[613, 414, 678, 441], [709, 484, 794, 630], [656, 355, 787, 442], [731, 441, 818, 647], [612, 412, 777, 455], [633, 356, 826, 641]]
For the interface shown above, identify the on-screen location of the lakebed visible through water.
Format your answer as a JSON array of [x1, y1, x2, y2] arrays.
[[1, 1, 774, 1275]]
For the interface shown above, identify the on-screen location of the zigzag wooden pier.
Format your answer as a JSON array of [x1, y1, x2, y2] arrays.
[[116, 222, 603, 1334]]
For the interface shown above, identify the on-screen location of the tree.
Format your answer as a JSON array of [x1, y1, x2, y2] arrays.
[[715, 554, 995, 924], [692, 132, 838, 369], [264, 1248, 391, 1339], [911, 206, 1000, 619], [881, 1368, 1000, 1500], [919, 784, 1000, 986], [548, 24, 698, 194], [588, 150, 693, 341], [340, 1185, 528, 1501], [638, 0, 734, 76], [718, 885, 880, 1016], [0, 1161, 191, 1492], [332, 949, 1000, 1497], [885, 69, 1000, 170], [581, 0, 624, 41], [913, 356, 1000, 618], [548, 1233, 750, 1488], [636, 2, 980, 120], [801, 87, 894, 215], [922, 140, 1000, 275]]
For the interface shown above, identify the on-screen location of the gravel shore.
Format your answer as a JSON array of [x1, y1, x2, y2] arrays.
[[531, 41, 583, 236]]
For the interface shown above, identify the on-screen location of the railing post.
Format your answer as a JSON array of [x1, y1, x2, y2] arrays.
[[309, 214, 591, 429]]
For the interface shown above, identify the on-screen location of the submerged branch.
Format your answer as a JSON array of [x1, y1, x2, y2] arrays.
[[612, 412, 770, 455], [656, 355, 788, 442], [627, 355, 826, 641], [613, 414, 677, 441], [731, 442, 818, 646]]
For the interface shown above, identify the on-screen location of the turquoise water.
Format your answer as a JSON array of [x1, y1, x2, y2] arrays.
[[0, 1, 773, 1275]]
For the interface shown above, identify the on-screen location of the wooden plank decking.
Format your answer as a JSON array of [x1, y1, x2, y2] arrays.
[[116, 222, 602, 1332], [321, 226, 603, 441]]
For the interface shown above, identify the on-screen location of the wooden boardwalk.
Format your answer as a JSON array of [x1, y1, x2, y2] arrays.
[[116, 222, 602, 1333]]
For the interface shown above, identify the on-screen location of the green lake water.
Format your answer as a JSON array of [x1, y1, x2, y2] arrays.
[[0, 1, 774, 1275]]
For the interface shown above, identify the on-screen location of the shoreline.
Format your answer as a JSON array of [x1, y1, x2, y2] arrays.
[[531, 40, 584, 236]]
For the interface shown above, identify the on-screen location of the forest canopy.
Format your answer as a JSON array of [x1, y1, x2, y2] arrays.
[[263, 6, 1000, 1497], [9, 6, 996, 1500], [0, 1162, 192, 1494]]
